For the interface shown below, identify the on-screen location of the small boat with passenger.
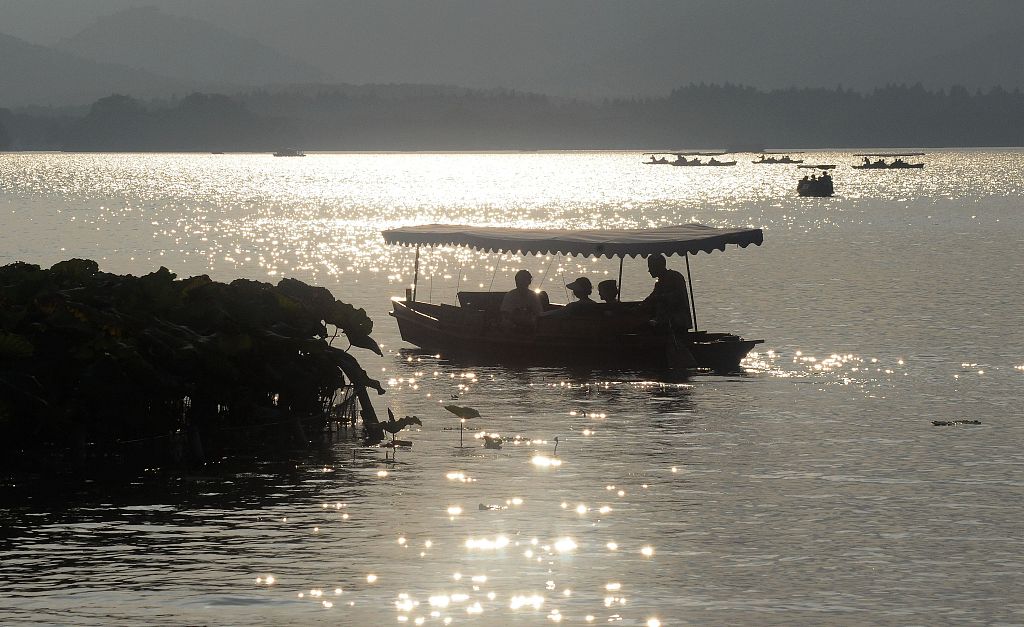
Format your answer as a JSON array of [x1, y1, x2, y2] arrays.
[[382, 223, 764, 373], [667, 151, 737, 167], [797, 165, 836, 197], [273, 148, 306, 157], [753, 153, 804, 164], [852, 153, 924, 169]]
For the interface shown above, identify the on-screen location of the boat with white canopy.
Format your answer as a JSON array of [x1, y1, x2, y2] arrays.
[[382, 224, 764, 372]]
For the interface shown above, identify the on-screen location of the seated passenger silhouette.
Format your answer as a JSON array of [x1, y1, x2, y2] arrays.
[[543, 276, 600, 318], [500, 269, 543, 332], [598, 279, 619, 303]]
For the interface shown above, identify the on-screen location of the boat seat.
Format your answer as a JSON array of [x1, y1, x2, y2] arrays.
[[457, 291, 504, 314], [457, 290, 550, 315]]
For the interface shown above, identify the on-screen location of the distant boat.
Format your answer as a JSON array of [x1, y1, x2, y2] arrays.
[[797, 167, 835, 197], [273, 148, 306, 157], [753, 154, 804, 164], [642, 152, 735, 166], [642, 154, 671, 165], [670, 157, 737, 167], [852, 153, 924, 169]]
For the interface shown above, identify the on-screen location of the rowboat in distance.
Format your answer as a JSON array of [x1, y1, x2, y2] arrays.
[[797, 166, 836, 197], [670, 157, 738, 167], [753, 154, 804, 164], [273, 148, 306, 157], [382, 224, 765, 373], [643, 151, 736, 166], [852, 152, 924, 169]]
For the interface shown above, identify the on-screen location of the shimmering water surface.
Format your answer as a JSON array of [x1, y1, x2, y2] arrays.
[[1, 150, 1022, 625]]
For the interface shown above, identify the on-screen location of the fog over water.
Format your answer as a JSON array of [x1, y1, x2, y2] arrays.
[[1, 150, 1022, 624]]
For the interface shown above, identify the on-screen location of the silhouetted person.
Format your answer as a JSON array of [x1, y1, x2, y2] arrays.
[[640, 254, 692, 332], [501, 269, 543, 332], [544, 276, 600, 318], [597, 279, 619, 303]]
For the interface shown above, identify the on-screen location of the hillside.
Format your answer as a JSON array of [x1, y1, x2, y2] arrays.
[[0, 31, 192, 107], [56, 7, 325, 87]]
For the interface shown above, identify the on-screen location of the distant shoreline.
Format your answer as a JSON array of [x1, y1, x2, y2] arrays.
[[2, 84, 1023, 151]]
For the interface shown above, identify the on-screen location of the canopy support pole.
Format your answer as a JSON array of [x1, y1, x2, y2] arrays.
[[684, 253, 698, 332], [617, 256, 624, 300], [412, 245, 420, 303], [487, 254, 500, 291]]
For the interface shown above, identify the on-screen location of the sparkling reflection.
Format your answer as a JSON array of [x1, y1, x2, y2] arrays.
[[2, 150, 1022, 625]]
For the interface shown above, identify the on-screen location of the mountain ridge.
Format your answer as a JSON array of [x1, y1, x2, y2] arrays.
[[56, 7, 326, 88]]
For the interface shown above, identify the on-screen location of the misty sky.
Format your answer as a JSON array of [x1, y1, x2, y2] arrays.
[[2, 0, 1021, 97]]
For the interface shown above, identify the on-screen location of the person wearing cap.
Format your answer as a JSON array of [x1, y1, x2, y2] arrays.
[[501, 269, 544, 331], [640, 254, 692, 331], [543, 276, 600, 318]]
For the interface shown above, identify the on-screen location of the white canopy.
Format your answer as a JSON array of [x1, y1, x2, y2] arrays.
[[382, 223, 763, 258]]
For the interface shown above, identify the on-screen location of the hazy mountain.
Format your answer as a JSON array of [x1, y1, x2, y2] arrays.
[[56, 7, 325, 87], [0, 31, 194, 107], [0, 0, 1021, 107]]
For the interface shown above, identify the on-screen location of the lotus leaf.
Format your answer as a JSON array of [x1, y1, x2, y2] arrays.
[[0, 332, 34, 358], [0, 259, 385, 465], [444, 405, 481, 419], [49, 258, 99, 282]]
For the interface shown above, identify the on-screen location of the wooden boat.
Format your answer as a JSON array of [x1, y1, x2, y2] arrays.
[[797, 176, 834, 197], [797, 165, 836, 197], [382, 224, 764, 373], [670, 158, 737, 167], [852, 152, 924, 169], [753, 154, 804, 164]]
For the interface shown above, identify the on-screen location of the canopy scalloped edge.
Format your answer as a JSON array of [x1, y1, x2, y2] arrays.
[[382, 223, 763, 258]]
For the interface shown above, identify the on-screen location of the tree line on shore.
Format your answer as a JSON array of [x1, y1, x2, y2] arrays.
[[0, 82, 1022, 151]]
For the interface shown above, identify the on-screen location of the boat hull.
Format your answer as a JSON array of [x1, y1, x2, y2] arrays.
[[797, 179, 834, 197], [669, 161, 737, 167], [852, 163, 924, 169], [390, 300, 761, 373]]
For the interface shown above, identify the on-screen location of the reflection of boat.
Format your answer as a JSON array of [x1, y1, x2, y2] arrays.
[[852, 152, 924, 169], [753, 154, 804, 164], [273, 148, 306, 157], [797, 166, 835, 197], [382, 224, 764, 373]]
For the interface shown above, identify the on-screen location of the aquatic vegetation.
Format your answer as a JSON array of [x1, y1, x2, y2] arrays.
[[444, 404, 480, 447], [372, 408, 422, 447], [443, 405, 480, 419], [0, 259, 384, 468]]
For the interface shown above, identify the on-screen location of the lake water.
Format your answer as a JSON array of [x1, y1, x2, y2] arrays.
[[1, 150, 1022, 625]]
